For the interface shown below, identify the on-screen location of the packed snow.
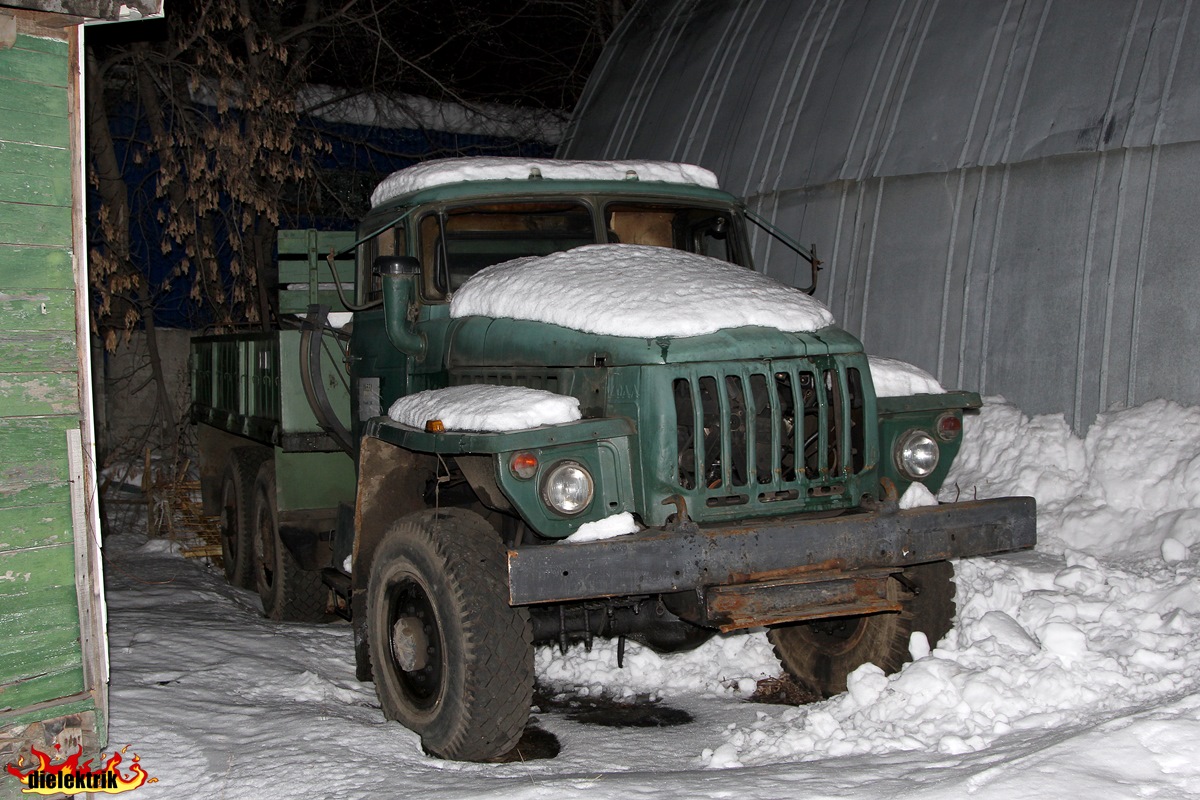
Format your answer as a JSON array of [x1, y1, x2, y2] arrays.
[[450, 244, 836, 338], [371, 157, 720, 207], [867, 355, 946, 397], [564, 511, 639, 542], [388, 384, 580, 432], [69, 396, 1200, 799]]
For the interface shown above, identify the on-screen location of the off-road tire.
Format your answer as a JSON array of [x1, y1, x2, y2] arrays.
[[251, 461, 330, 622], [219, 447, 270, 590], [367, 508, 533, 762], [768, 561, 956, 697]]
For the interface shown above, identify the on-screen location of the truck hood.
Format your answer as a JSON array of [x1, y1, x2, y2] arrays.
[[442, 316, 864, 369]]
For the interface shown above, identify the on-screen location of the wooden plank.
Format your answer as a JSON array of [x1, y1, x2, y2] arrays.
[[277, 258, 356, 285], [0, 245, 73, 289], [277, 228, 356, 253], [0, 618, 79, 662], [0, 617, 80, 664], [0, 481, 68, 512], [0, 141, 70, 177], [0, 417, 75, 488], [0, 142, 70, 204], [0, 331, 74, 371], [0, 201, 71, 246], [0, 106, 70, 148], [0, 77, 68, 118], [0, 371, 78, 416], [12, 35, 69, 58], [0, 501, 71, 551], [0, 99, 69, 149], [0, 695, 95, 735], [0, 288, 76, 332], [0, 545, 75, 599], [0, 44, 68, 87], [279, 289, 352, 313], [0, 626, 84, 708], [0, 665, 84, 714]]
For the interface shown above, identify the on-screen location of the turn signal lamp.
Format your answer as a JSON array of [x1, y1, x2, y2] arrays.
[[936, 413, 962, 441], [509, 452, 538, 480]]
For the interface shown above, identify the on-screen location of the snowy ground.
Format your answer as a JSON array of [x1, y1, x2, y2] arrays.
[[88, 398, 1200, 799]]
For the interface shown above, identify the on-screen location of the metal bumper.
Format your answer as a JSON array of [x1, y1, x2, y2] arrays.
[[506, 496, 1036, 607]]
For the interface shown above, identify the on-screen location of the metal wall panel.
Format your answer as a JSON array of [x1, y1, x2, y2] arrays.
[[564, 0, 1200, 430]]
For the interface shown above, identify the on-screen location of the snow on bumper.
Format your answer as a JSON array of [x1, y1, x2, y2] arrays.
[[507, 497, 1036, 628]]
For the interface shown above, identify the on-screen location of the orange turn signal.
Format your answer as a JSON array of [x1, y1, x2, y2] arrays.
[[509, 451, 538, 480]]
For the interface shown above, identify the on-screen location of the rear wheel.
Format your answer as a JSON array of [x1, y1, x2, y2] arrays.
[[768, 561, 955, 697], [218, 448, 270, 590], [367, 508, 533, 761], [251, 461, 329, 622]]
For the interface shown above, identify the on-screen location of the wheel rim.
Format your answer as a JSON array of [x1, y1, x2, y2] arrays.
[[385, 577, 444, 711]]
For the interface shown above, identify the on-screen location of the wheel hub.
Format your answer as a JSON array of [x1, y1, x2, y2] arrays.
[[391, 616, 430, 672]]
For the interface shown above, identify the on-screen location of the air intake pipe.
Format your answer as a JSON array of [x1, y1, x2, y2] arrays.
[[377, 255, 427, 361]]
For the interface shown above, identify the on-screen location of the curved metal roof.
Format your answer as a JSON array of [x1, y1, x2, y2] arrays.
[[563, 0, 1200, 430]]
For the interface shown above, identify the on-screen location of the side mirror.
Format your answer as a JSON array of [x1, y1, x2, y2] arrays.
[[374, 255, 420, 277]]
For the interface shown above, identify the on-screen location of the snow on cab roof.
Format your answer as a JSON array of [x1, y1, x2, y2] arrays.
[[449, 244, 836, 339], [370, 157, 720, 208]]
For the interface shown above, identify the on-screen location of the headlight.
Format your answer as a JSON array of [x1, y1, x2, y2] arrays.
[[895, 430, 939, 479], [542, 461, 594, 516]]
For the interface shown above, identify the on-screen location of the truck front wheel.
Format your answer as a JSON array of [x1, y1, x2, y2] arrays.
[[768, 561, 955, 697], [367, 508, 533, 762]]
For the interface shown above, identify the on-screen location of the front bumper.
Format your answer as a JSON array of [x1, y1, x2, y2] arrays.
[[507, 496, 1036, 623]]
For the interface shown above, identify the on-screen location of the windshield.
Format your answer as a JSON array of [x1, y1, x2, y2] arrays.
[[603, 201, 736, 263], [416, 197, 742, 300], [420, 201, 594, 298]]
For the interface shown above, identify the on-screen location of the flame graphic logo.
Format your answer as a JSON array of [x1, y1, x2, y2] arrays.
[[5, 743, 156, 795]]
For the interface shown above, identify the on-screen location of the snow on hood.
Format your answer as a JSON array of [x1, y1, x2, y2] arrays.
[[868, 356, 946, 397], [371, 157, 720, 207], [449, 244, 836, 338], [388, 384, 580, 432]]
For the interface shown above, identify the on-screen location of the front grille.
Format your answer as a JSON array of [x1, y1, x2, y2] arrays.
[[672, 359, 865, 510]]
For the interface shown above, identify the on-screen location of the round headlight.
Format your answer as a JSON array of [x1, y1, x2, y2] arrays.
[[542, 461, 594, 516], [896, 430, 939, 480]]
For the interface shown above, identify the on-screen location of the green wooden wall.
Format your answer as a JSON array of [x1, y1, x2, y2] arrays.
[[0, 31, 87, 723]]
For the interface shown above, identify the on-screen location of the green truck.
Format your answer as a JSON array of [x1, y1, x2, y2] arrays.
[[190, 158, 1035, 762]]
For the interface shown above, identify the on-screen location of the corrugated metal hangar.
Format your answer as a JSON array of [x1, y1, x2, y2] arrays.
[[562, 0, 1200, 431]]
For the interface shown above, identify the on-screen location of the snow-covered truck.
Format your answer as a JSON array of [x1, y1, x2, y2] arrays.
[[189, 158, 1036, 761]]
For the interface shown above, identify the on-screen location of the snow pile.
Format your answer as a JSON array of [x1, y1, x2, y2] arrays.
[[388, 384, 580, 432], [701, 552, 1200, 767], [943, 398, 1200, 557], [566, 512, 639, 543], [450, 245, 836, 338], [536, 630, 781, 700], [371, 157, 719, 207], [867, 356, 945, 397]]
